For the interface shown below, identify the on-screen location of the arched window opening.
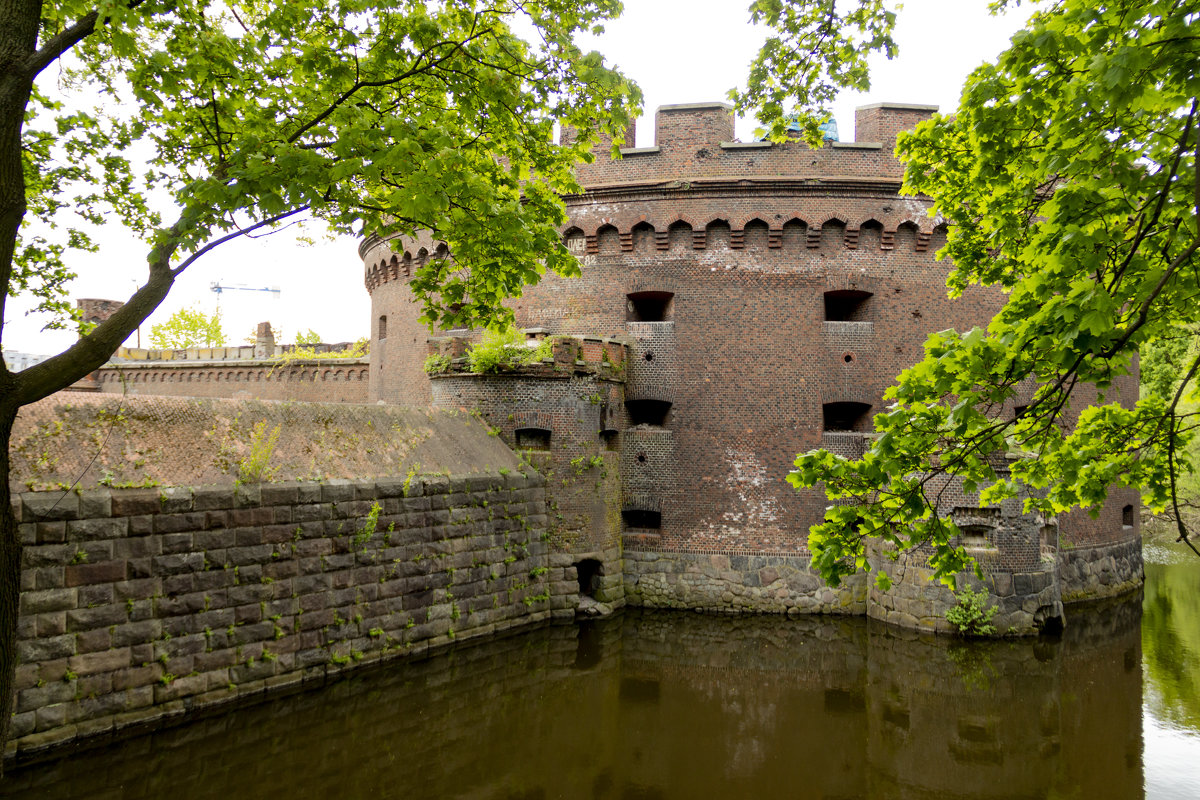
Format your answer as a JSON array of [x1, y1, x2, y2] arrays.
[[824, 290, 873, 322], [378, 315, 388, 339], [1122, 504, 1135, 528], [627, 291, 674, 322], [622, 509, 661, 530], [515, 427, 551, 451], [626, 399, 671, 427], [822, 402, 871, 432]]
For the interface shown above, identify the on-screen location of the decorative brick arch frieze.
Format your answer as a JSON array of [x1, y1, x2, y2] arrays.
[[622, 492, 662, 513], [510, 410, 554, 431]]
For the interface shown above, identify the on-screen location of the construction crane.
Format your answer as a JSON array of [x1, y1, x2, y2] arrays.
[[210, 282, 281, 306]]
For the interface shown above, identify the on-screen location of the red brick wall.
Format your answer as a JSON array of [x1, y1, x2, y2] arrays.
[[92, 361, 371, 404], [362, 101, 1138, 562]]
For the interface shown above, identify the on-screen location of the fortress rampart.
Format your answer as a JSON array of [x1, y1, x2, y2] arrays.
[[6, 100, 1147, 764], [362, 101, 1142, 635]]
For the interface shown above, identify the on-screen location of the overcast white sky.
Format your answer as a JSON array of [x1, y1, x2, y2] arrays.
[[4, 0, 1038, 356]]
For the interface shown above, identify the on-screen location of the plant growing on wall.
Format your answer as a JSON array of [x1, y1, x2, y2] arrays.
[[466, 327, 553, 373], [237, 421, 282, 485], [945, 586, 999, 638]]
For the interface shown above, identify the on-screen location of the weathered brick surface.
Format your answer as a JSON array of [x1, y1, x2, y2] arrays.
[[89, 360, 371, 403], [9, 471, 565, 760], [364, 100, 1140, 630]]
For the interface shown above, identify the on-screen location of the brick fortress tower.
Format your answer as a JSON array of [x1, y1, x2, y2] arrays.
[[361, 102, 1143, 634]]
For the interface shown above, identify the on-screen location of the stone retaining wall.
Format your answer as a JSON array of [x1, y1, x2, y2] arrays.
[[8, 472, 576, 762], [1058, 537, 1144, 604], [622, 550, 868, 615]]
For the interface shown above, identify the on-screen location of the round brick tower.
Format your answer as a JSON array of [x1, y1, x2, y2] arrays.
[[361, 102, 1142, 633]]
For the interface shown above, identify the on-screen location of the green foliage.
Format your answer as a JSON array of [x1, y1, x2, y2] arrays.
[[466, 327, 553, 373], [9, 0, 640, 338], [423, 353, 452, 374], [148, 306, 226, 349], [354, 502, 383, 550], [295, 329, 322, 346], [788, 0, 1200, 586], [271, 338, 370, 373], [237, 421, 281, 484], [944, 586, 999, 637], [732, 0, 899, 144]]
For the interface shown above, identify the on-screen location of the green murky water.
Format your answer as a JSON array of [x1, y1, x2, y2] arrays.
[[2, 541, 1198, 799]]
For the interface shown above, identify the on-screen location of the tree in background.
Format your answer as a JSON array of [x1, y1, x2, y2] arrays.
[[0, 0, 639, 760], [753, 0, 1200, 588], [147, 306, 226, 349]]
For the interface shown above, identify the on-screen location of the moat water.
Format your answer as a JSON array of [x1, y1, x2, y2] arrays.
[[3, 536, 1198, 800]]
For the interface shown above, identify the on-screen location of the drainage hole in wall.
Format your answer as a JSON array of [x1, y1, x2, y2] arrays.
[[843, 353, 854, 363], [644, 351, 654, 362], [636, 452, 647, 463]]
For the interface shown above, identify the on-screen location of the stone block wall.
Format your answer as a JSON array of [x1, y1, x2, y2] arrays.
[[623, 550, 867, 616], [7, 471, 577, 761]]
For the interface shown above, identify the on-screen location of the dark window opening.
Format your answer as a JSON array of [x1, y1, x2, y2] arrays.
[[824, 290, 873, 322], [575, 559, 602, 597], [627, 291, 674, 322], [626, 399, 671, 426], [622, 509, 661, 530], [601, 430, 619, 451], [515, 427, 551, 451], [960, 525, 990, 549], [822, 402, 871, 432], [1122, 504, 1134, 527], [378, 315, 388, 339], [1014, 404, 1028, 420], [1040, 525, 1057, 557]]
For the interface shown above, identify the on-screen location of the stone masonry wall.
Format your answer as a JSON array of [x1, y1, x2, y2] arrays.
[[7, 472, 579, 762], [623, 550, 867, 616]]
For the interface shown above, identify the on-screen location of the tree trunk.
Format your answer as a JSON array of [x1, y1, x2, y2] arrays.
[[0, 403, 19, 776]]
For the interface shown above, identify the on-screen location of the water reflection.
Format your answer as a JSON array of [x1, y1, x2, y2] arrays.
[[1, 559, 1195, 799], [1142, 533, 1200, 799]]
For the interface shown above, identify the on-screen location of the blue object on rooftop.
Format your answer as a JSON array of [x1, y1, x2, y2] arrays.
[[778, 116, 839, 141]]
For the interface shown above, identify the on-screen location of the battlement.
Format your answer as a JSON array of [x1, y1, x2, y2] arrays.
[[109, 341, 360, 363], [563, 101, 938, 189]]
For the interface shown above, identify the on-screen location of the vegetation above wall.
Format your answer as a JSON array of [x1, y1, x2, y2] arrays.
[[785, 0, 1200, 589]]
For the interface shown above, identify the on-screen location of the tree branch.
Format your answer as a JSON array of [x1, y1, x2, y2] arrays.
[[21, 1, 151, 80]]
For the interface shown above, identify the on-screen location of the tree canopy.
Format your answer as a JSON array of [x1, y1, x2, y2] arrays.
[[779, 0, 1200, 588], [147, 305, 225, 349]]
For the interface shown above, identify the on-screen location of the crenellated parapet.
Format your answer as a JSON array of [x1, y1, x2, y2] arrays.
[[565, 102, 936, 188]]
